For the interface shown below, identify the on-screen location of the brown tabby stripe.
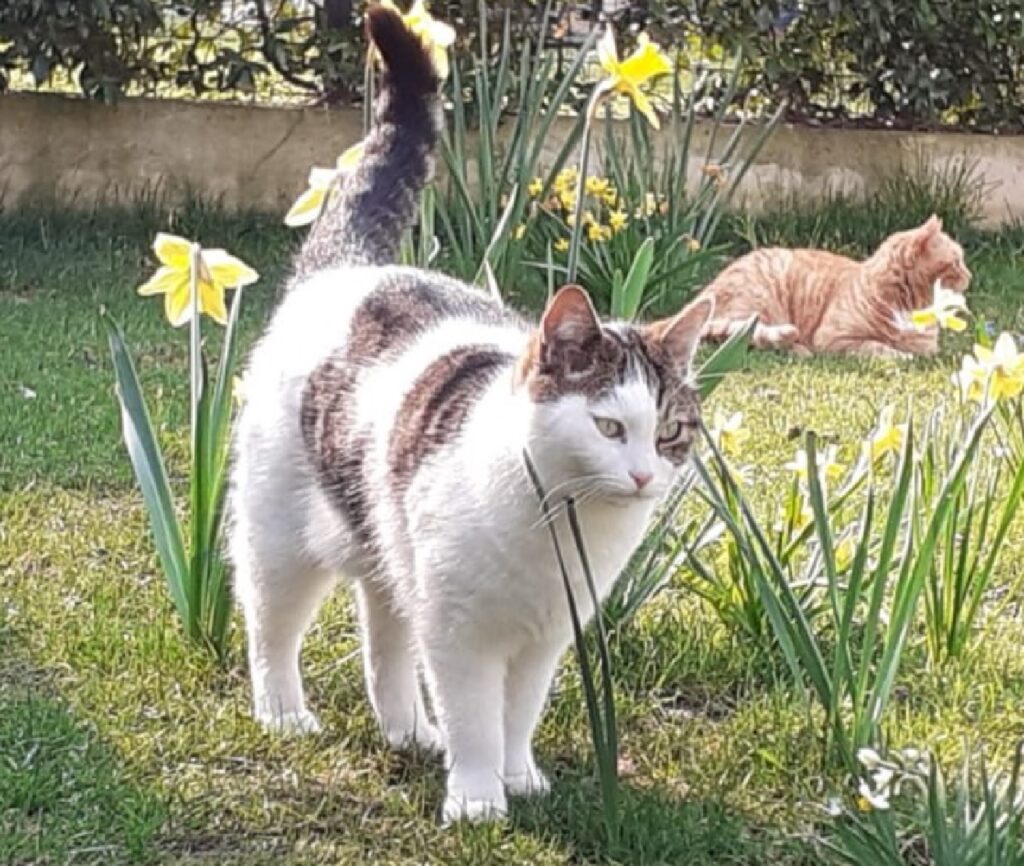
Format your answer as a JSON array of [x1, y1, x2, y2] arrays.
[[347, 277, 505, 363], [389, 345, 513, 489], [301, 280, 512, 547], [300, 359, 375, 549]]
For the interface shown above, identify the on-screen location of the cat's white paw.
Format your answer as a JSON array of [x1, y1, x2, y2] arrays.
[[257, 708, 321, 736], [385, 720, 445, 754], [504, 763, 550, 797], [441, 791, 508, 825]]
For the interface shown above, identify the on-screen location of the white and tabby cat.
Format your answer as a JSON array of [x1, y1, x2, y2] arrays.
[[229, 6, 713, 824]]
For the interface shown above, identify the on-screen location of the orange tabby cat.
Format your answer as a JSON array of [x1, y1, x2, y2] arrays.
[[697, 216, 971, 358]]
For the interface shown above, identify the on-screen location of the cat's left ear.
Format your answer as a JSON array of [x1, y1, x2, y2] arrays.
[[916, 214, 943, 248], [649, 297, 715, 371]]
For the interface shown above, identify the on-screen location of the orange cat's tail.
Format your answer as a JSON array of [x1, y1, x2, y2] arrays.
[[703, 318, 800, 351]]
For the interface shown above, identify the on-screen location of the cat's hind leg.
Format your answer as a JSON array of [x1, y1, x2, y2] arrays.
[[754, 323, 800, 350], [355, 579, 442, 753], [232, 520, 337, 734]]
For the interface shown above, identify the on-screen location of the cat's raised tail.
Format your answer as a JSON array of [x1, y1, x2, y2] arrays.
[[296, 5, 442, 273]]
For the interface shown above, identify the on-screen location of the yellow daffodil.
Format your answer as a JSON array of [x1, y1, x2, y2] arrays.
[[909, 280, 969, 332], [528, 177, 544, 198], [608, 208, 628, 233], [596, 28, 672, 129], [954, 332, 1024, 403], [559, 189, 577, 212], [513, 224, 527, 240], [380, 0, 455, 80], [602, 187, 619, 207], [712, 411, 750, 457], [786, 444, 845, 484], [554, 237, 570, 253], [284, 141, 365, 227], [636, 192, 662, 218], [834, 533, 857, 572], [554, 167, 578, 192], [137, 233, 258, 327], [867, 405, 907, 462], [585, 175, 611, 197], [702, 162, 728, 188], [587, 223, 612, 242]]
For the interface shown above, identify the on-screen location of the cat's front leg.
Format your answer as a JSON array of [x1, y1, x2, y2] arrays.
[[503, 641, 562, 797], [421, 642, 507, 823]]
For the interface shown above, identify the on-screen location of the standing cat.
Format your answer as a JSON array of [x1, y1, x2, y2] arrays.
[[229, 7, 713, 823], [697, 216, 971, 358]]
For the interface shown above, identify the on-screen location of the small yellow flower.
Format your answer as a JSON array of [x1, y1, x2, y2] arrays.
[[559, 189, 577, 212], [834, 534, 857, 572], [585, 175, 611, 197], [284, 141, 365, 227], [513, 224, 527, 240], [954, 332, 1024, 403], [602, 187, 619, 207], [910, 280, 969, 332], [687, 236, 701, 253], [867, 406, 907, 462], [608, 208, 628, 233], [587, 223, 612, 242], [597, 28, 672, 129], [786, 444, 845, 484], [380, 0, 455, 80], [137, 233, 258, 327], [702, 162, 728, 188], [554, 237, 570, 253], [554, 167, 578, 193], [636, 192, 661, 218], [528, 177, 544, 198], [712, 411, 750, 457]]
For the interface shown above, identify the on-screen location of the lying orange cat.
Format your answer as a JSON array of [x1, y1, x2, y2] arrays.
[[697, 216, 971, 358]]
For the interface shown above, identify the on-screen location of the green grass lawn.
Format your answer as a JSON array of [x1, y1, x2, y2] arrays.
[[2, 205, 1024, 864]]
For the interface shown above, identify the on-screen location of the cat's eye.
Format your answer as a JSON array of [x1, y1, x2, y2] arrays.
[[594, 417, 626, 441], [658, 419, 692, 445]]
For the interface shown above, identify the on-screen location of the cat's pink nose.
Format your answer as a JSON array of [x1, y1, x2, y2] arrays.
[[630, 471, 653, 490]]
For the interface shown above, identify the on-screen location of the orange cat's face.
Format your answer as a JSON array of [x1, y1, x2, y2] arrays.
[[887, 215, 972, 294]]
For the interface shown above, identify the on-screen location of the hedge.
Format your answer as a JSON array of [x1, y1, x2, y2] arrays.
[[1, 1, 1021, 130]]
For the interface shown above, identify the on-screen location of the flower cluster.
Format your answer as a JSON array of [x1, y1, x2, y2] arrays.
[[531, 168, 671, 249]]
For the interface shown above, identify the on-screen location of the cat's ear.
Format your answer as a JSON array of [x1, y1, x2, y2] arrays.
[[915, 214, 943, 248], [649, 297, 714, 370], [540, 285, 602, 347]]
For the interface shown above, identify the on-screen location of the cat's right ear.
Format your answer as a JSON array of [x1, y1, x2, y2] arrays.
[[540, 285, 602, 348]]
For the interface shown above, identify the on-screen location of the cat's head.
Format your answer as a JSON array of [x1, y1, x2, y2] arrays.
[[516, 286, 714, 502], [883, 215, 972, 300]]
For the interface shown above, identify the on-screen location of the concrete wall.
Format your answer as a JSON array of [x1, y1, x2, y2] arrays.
[[3, 92, 1023, 226]]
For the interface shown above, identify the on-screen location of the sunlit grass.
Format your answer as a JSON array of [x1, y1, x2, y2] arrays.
[[2, 204, 1024, 863]]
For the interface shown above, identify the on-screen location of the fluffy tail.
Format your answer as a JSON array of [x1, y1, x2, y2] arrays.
[[295, 5, 442, 273]]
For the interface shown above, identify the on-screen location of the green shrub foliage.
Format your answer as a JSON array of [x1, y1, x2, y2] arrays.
[[2, 0, 1022, 130]]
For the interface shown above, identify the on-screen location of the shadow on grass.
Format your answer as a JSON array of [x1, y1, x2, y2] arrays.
[[0, 644, 167, 865], [512, 773, 787, 865]]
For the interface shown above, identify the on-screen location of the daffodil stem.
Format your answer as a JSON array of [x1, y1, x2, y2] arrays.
[[188, 244, 201, 458], [566, 91, 603, 285]]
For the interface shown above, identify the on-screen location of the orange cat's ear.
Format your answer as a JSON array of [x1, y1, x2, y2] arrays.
[[916, 214, 943, 248], [650, 297, 714, 370], [540, 284, 601, 346]]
